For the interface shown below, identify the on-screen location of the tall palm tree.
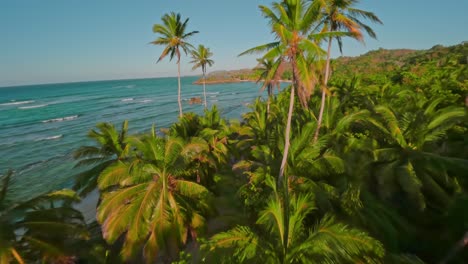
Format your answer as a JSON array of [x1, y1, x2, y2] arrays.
[[205, 177, 384, 263], [313, 0, 382, 142], [151, 12, 199, 117], [240, 0, 325, 183], [190, 45, 214, 109], [96, 134, 212, 263]]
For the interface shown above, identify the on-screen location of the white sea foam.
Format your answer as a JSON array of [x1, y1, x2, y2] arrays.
[[140, 99, 152, 103], [42, 115, 78, 123], [121, 98, 134, 102], [18, 104, 48, 109], [112, 85, 136, 89], [0, 100, 35, 106], [35, 135, 63, 141]]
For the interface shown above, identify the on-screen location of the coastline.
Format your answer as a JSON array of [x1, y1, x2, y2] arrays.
[[193, 79, 292, 85], [1, 76, 261, 204], [193, 79, 256, 85]]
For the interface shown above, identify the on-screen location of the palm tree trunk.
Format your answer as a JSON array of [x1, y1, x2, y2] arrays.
[[267, 86, 272, 116], [313, 37, 333, 142], [10, 248, 25, 264], [440, 231, 468, 264], [279, 54, 300, 260], [279, 85, 294, 182], [279, 81, 294, 262], [203, 70, 207, 110], [177, 56, 183, 118]]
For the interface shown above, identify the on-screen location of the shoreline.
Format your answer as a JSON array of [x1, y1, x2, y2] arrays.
[[193, 79, 292, 85], [193, 79, 256, 85]]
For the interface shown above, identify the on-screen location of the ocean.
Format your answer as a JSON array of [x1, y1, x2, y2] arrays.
[[0, 76, 266, 202]]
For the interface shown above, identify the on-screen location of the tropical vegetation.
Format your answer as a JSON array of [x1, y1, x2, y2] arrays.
[[3, 0, 468, 263]]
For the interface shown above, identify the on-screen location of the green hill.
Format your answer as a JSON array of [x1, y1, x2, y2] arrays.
[[198, 42, 468, 101], [332, 43, 467, 89]]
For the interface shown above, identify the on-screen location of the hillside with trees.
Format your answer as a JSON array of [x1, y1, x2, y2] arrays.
[[196, 43, 468, 104]]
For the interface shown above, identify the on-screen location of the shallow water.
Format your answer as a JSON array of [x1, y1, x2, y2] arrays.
[[0, 76, 266, 201]]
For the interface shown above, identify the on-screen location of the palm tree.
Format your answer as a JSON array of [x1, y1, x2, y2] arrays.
[[182, 106, 230, 188], [256, 58, 282, 115], [190, 45, 214, 109], [367, 99, 467, 210], [240, 0, 325, 183], [96, 134, 212, 263], [313, 0, 383, 142], [0, 170, 89, 263], [205, 177, 384, 263], [151, 12, 199, 117], [73, 120, 131, 197]]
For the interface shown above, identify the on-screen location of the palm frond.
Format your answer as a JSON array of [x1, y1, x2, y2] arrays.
[[0, 169, 13, 204], [300, 214, 385, 262], [238, 42, 280, 57], [208, 226, 263, 262]]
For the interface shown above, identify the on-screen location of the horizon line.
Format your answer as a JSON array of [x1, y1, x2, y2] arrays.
[[0, 74, 203, 89], [2, 41, 465, 89]]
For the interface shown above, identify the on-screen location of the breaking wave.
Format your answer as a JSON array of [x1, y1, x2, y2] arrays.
[[36, 135, 63, 141], [0, 100, 35, 106], [18, 104, 48, 109], [42, 115, 79, 123]]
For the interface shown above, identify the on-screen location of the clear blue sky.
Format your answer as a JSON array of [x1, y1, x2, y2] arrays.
[[1, 0, 467, 87]]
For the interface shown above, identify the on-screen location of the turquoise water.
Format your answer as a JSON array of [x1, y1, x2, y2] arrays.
[[0, 77, 265, 201]]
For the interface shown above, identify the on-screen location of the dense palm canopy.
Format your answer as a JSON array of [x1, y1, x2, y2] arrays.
[[190, 44, 215, 109], [4, 2, 468, 264], [205, 177, 384, 263], [151, 12, 199, 117], [367, 99, 468, 211]]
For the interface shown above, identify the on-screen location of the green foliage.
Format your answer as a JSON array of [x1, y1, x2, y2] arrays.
[[96, 135, 213, 263], [190, 44, 215, 108], [151, 12, 198, 62], [73, 120, 130, 196], [6, 2, 468, 263], [204, 179, 384, 263], [330, 43, 468, 105], [190, 45, 214, 73], [0, 170, 89, 263]]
